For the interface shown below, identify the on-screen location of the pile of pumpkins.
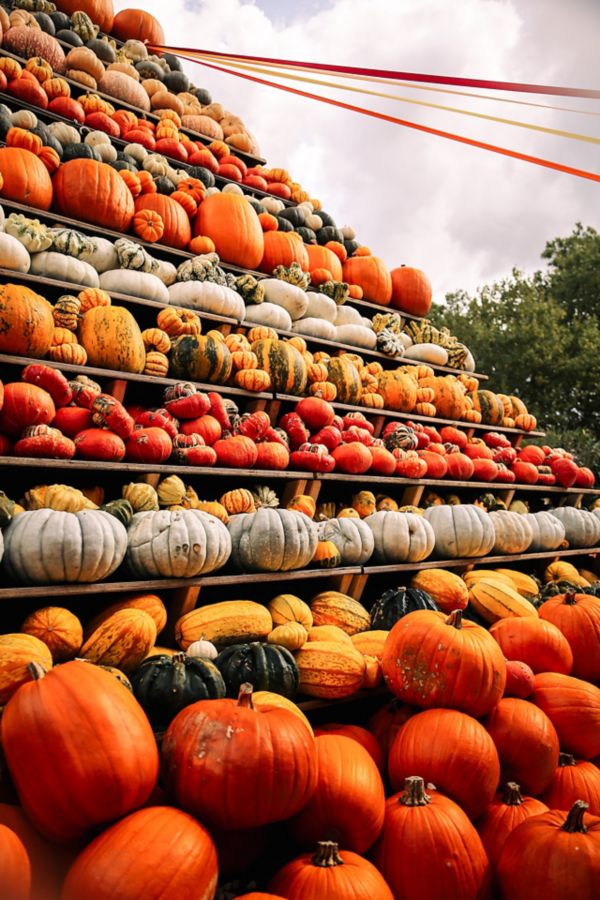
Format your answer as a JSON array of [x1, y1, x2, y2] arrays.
[[1, 575, 600, 897]]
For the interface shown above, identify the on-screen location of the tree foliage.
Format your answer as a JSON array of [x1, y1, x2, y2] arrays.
[[430, 224, 600, 470]]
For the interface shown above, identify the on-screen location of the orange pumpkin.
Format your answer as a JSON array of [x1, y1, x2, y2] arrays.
[[343, 256, 392, 305], [133, 208, 164, 243], [259, 231, 309, 274], [111, 8, 165, 44], [0, 147, 52, 210], [195, 193, 264, 269], [306, 244, 343, 281], [0, 284, 54, 358], [135, 194, 191, 249], [54, 0, 114, 32], [53, 160, 134, 231], [390, 266, 433, 316]]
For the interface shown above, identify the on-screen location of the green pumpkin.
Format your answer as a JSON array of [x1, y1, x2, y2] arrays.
[[370, 586, 438, 630], [470, 390, 505, 425], [101, 499, 134, 528], [327, 356, 363, 404], [235, 274, 265, 305], [114, 238, 158, 274], [476, 493, 506, 512], [131, 653, 226, 732], [50, 228, 95, 260], [169, 334, 233, 384], [215, 642, 299, 699], [318, 281, 349, 305], [251, 338, 307, 395]]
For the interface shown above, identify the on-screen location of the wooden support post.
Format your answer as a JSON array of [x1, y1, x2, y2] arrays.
[[306, 479, 322, 502], [166, 585, 202, 641], [370, 415, 386, 439], [400, 484, 425, 508], [497, 489, 516, 507], [137, 473, 161, 488], [266, 400, 281, 424], [513, 433, 524, 449], [104, 378, 128, 403], [345, 573, 369, 602], [280, 478, 309, 507], [328, 572, 357, 594]]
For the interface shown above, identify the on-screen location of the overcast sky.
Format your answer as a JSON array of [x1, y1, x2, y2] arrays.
[[115, 0, 599, 301]]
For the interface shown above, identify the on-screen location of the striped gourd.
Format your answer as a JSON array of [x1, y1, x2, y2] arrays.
[[493, 569, 540, 599], [308, 625, 353, 643], [310, 591, 371, 635], [175, 600, 272, 650], [251, 338, 307, 394], [327, 356, 363, 404], [83, 593, 167, 639], [468, 580, 539, 624], [463, 570, 516, 588], [294, 640, 366, 698], [468, 390, 505, 425], [350, 630, 389, 661], [169, 333, 232, 383], [79, 609, 157, 674], [268, 594, 313, 630]]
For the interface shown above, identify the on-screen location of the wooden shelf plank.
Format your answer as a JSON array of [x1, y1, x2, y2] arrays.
[[363, 545, 600, 575]]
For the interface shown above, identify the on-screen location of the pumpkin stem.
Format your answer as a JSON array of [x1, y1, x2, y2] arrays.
[[400, 776, 431, 807], [564, 590, 578, 605], [237, 682, 255, 709], [27, 661, 47, 681], [562, 800, 589, 833], [312, 841, 343, 867], [502, 782, 524, 806], [558, 752, 577, 767], [445, 609, 463, 630], [173, 653, 187, 664]]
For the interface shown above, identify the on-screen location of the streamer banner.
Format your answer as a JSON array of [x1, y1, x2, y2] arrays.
[[156, 48, 600, 184], [149, 44, 600, 99]]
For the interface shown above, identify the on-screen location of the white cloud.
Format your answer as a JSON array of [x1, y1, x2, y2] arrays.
[[114, 0, 599, 300]]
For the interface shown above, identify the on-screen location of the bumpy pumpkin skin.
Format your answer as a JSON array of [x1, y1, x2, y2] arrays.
[[0, 284, 54, 358], [78, 306, 146, 373]]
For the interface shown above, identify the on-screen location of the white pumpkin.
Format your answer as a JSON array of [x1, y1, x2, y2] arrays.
[[2, 509, 127, 584], [80, 237, 118, 274], [489, 510, 534, 554], [84, 131, 117, 163], [154, 259, 178, 286], [549, 507, 600, 548], [293, 317, 336, 340], [245, 302, 292, 331], [334, 304, 363, 326], [304, 291, 337, 323], [0, 233, 31, 272], [525, 511, 566, 552], [126, 509, 231, 578], [335, 324, 377, 349], [47, 121, 80, 146], [423, 504, 496, 559], [365, 511, 435, 563], [261, 279, 309, 320], [205, 187, 220, 197], [142, 154, 171, 177], [100, 269, 169, 303], [260, 197, 285, 215], [464, 350, 476, 372], [168, 281, 246, 320], [341, 225, 356, 240], [227, 508, 318, 572], [222, 183, 244, 195], [317, 517, 374, 565], [10, 110, 37, 130], [401, 343, 449, 364], [29, 252, 99, 287], [124, 143, 148, 164]]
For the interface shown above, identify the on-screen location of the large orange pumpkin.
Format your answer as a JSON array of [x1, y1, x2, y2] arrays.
[[0, 824, 30, 900], [259, 232, 309, 273], [476, 783, 548, 876], [390, 266, 432, 316], [1, 660, 159, 842], [0, 284, 54, 358], [306, 244, 343, 281], [194, 193, 264, 269], [135, 194, 191, 249], [61, 807, 218, 900], [342, 256, 392, 305], [0, 147, 52, 210], [111, 8, 165, 44], [539, 591, 600, 682], [0, 803, 75, 900], [489, 616, 573, 675], [53, 160, 134, 232], [531, 672, 600, 760], [55, 0, 114, 32], [420, 376, 466, 419], [269, 841, 394, 900]]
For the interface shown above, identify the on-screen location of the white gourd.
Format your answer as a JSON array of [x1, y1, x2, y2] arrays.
[[317, 517, 374, 565], [335, 324, 377, 349], [334, 304, 363, 325], [47, 121, 80, 146], [124, 143, 148, 163], [100, 269, 169, 303], [142, 154, 171, 177], [0, 233, 31, 272], [403, 343, 449, 364], [260, 197, 285, 215], [227, 508, 318, 572], [464, 350, 476, 371], [222, 183, 244, 195], [424, 504, 496, 558], [341, 225, 356, 240], [10, 110, 37, 129], [245, 302, 292, 331], [126, 509, 232, 578], [168, 281, 246, 319], [29, 252, 99, 287], [524, 511, 566, 552], [306, 214, 322, 231], [549, 507, 600, 548], [293, 317, 336, 340], [365, 511, 435, 563], [304, 291, 337, 323], [261, 279, 309, 320], [205, 187, 220, 197], [80, 237, 118, 273], [489, 510, 534, 554], [154, 258, 177, 286], [360, 316, 373, 328]]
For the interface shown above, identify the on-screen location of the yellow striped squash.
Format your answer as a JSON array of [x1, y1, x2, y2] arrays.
[[493, 569, 540, 599], [175, 600, 272, 650], [468, 580, 539, 624], [310, 591, 371, 635], [307, 625, 352, 644], [411, 569, 469, 613], [268, 594, 313, 630], [350, 630, 389, 661], [79, 609, 157, 673], [294, 640, 366, 698]]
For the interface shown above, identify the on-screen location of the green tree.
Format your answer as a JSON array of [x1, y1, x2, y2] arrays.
[[430, 225, 600, 470]]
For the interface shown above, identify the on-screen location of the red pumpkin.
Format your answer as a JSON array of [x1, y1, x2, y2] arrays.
[[295, 396, 335, 431], [49, 97, 86, 123], [368, 700, 415, 757], [471, 458, 499, 481], [490, 617, 573, 675], [135, 194, 191, 249], [518, 445, 546, 465], [14, 425, 76, 459], [395, 451, 428, 478], [388, 708, 500, 819], [52, 407, 94, 437], [539, 592, 600, 683], [269, 841, 394, 900], [180, 415, 222, 445], [74, 428, 126, 462], [213, 435, 258, 468], [465, 440, 494, 460], [373, 776, 491, 900], [504, 660, 535, 698], [61, 807, 218, 900], [476, 783, 548, 875], [112, 8, 165, 44], [259, 231, 310, 273], [7, 76, 48, 111], [1, 661, 158, 842], [540, 752, 600, 815], [369, 446, 397, 475], [314, 724, 384, 773], [134, 409, 178, 440], [255, 442, 290, 470], [85, 112, 120, 138], [531, 672, 600, 760], [390, 266, 432, 316], [161, 684, 317, 830], [0, 803, 75, 900], [383, 609, 506, 717], [0, 824, 30, 900], [483, 697, 559, 796], [444, 451, 474, 480], [331, 441, 372, 474], [440, 425, 468, 448], [289, 735, 385, 853], [549, 456, 578, 487], [0, 382, 55, 436], [512, 460, 539, 484], [21, 364, 72, 407], [417, 449, 448, 478], [125, 427, 172, 463]]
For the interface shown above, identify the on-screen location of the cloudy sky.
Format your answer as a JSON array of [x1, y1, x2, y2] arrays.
[[115, 0, 599, 301]]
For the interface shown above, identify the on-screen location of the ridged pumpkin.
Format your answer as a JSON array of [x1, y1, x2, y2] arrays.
[[53, 160, 135, 231], [269, 841, 393, 900], [80, 609, 157, 674], [260, 231, 309, 273], [469, 390, 505, 425], [306, 244, 343, 281], [215, 642, 299, 699], [327, 356, 363, 404], [489, 616, 573, 675], [61, 807, 217, 900], [135, 193, 191, 249], [382, 609, 506, 717], [131, 654, 226, 732], [195, 193, 264, 269], [170, 334, 233, 383], [0, 147, 52, 210], [289, 735, 385, 854], [390, 266, 432, 316], [375, 371, 418, 411], [175, 600, 272, 650], [310, 591, 370, 635], [419, 376, 466, 420], [476, 782, 548, 874], [531, 672, 600, 759], [342, 256, 392, 305], [410, 569, 469, 612], [78, 306, 146, 373], [294, 640, 366, 699], [251, 339, 307, 395], [268, 594, 313, 630], [539, 592, 600, 682], [541, 752, 600, 815], [84, 594, 167, 639], [21, 606, 82, 662], [112, 8, 165, 43], [0, 284, 54, 358], [315, 723, 384, 772], [1, 660, 158, 842], [468, 579, 539, 624], [0, 633, 53, 705]]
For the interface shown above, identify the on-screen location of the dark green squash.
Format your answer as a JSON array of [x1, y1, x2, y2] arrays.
[[161, 52, 183, 72], [32, 125, 63, 159], [135, 60, 165, 81], [278, 207, 306, 228], [275, 216, 294, 233], [251, 338, 307, 395], [539, 580, 582, 601], [101, 499, 134, 528], [317, 211, 337, 228], [317, 225, 344, 245], [63, 142, 102, 162], [155, 176, 176, 195], [461, 604, 490, 629], [131, 653, 226, 731], [85, 38, 116, 64], [296, 227, 317, 244], [344, 239, 360, 257], [169, 334, 233, 384], [215, 642, 299, 699], [370, 586, 439, 630], [109, 159, 138, 173], [115, 151, 138, 167], [0, 114, 13, 142], [191, 87, 212, 106], [33, 13, 56, 35], [164, 70, 190, 93], [50, 11, 72, 31], [56, 29, 84, 47], [248, 199, 266, 215], [186, 166, 215, 188]]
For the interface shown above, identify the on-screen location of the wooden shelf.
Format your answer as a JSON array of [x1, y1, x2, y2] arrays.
[[0, 547, 596, 603], [316, 470, 598, 495]]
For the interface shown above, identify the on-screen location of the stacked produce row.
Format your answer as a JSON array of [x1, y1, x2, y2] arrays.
[[0, 3, 599, 900]]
